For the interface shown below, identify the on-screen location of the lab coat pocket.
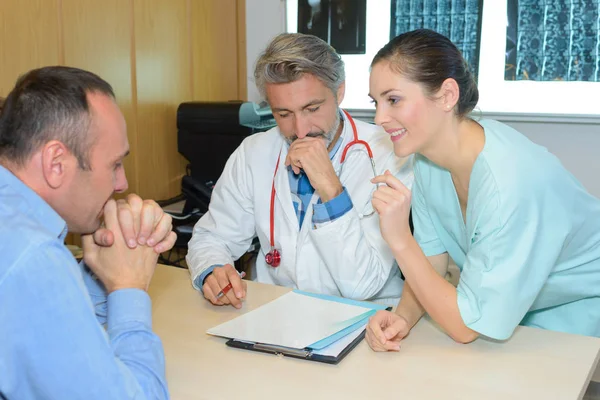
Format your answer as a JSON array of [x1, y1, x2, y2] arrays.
[[265, 234, 296, 288]]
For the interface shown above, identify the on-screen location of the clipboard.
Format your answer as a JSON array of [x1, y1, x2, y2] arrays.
[[224, 305, 392, 365], [207, 290, 393, 363]]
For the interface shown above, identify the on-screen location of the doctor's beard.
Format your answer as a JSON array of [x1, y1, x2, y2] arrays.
[[284, 111, 341, 149]]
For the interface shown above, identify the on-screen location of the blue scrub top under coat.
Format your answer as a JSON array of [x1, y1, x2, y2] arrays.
[[412, 119, 600, 340]]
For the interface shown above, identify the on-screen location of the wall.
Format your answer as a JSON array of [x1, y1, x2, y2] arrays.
[[245, 0, 286, 103], [245, 0, 600, 198], [0, 0, 247, 201]]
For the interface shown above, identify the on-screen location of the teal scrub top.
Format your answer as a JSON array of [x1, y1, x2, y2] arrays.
[[412, 119, 600, 340]]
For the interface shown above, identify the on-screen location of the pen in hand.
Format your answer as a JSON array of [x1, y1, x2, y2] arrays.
[[215, 271, 246, 299]]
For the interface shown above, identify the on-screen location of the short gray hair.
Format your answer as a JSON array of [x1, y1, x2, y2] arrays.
[[253, 33, 345, 98]]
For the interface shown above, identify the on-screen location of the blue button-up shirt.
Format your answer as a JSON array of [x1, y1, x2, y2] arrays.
[[0, 165, 168, 399]]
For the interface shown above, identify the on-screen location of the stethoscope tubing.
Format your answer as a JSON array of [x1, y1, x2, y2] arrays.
[[266, 109, 376, 267]]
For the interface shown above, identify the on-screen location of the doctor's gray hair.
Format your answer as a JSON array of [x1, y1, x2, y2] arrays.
[[253, 33, 345, 98]]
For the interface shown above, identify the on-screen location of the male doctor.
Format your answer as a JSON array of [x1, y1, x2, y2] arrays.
[[186, 33, 413, 308]]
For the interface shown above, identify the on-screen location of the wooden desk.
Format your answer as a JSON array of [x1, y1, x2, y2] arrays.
[[148, 265, 600, 400]]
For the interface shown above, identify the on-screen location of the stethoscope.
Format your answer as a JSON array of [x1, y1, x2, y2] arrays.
[[265, 110, 377, 267]]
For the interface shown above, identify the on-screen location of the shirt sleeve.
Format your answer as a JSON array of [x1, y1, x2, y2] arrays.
[[79, 260, 108, 324], [312, 187, 353, 227], [411, 166, 446, 257], [193, 264, 221, 292], [0, 242, 168, 399], [456, 185, 568, 340], [186, 141, 257, 287]]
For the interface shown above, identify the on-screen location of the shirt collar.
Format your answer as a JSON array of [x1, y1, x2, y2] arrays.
[[0, 165, 68, 240]]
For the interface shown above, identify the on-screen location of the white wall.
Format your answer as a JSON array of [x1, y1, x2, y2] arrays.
[[245, 0, 600, 198], [245, 0, 286, 103]]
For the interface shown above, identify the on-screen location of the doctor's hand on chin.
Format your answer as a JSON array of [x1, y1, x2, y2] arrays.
[[203, 264, 247, 309], [285, 136, 343, 202]]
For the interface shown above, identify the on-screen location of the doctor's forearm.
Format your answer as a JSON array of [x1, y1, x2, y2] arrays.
[[317, 181, 343, 203], [392, 239, 478, 343], [186, 233, 235, 282]]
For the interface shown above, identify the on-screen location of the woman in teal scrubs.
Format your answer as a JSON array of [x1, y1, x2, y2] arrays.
[[366, 29, 600, 350]]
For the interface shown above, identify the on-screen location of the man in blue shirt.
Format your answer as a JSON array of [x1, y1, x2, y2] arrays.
[[0, 67, 176, 399]]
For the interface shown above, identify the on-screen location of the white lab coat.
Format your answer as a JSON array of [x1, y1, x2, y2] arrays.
[[186, 112, 414, 304]]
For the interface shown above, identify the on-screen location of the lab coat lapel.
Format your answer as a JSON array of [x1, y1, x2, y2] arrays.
[[331, 111, 352, 184], [274, 145, 298, 227], [297, 194, 317, 244]]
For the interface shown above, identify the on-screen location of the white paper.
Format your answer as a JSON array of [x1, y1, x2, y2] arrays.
[[312, 323, 366, 357], [206, 292, 373, 349]]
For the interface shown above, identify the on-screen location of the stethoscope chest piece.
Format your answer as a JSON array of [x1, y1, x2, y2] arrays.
[[265, 247, 281, 267]]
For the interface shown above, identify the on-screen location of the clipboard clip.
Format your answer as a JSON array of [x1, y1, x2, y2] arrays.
[[253, 343, 313, 358]]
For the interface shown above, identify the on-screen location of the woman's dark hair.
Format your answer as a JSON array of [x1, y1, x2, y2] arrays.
[[372, 29, 478, 118]]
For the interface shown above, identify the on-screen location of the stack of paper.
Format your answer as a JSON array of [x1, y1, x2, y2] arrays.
[[207, 291, 383, 350]]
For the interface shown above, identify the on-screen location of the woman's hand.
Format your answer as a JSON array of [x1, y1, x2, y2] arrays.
[[365, 310, 410, 352], [371, 170, 413, 248]]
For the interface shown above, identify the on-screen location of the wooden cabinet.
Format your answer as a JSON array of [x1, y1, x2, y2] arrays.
[[0, 0, 246, 200]]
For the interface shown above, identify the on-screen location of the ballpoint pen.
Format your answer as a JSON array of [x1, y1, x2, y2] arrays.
[[215, 271, 246, 299]]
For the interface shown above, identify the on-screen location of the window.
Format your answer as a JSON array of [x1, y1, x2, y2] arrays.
[[505, 0, 599, 82], [287, 0, 391, 109], [390, 0, 483, 78], [478, 0, 599, 115], [286, 0, 600, 116], [297, 0, 367, 54]]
